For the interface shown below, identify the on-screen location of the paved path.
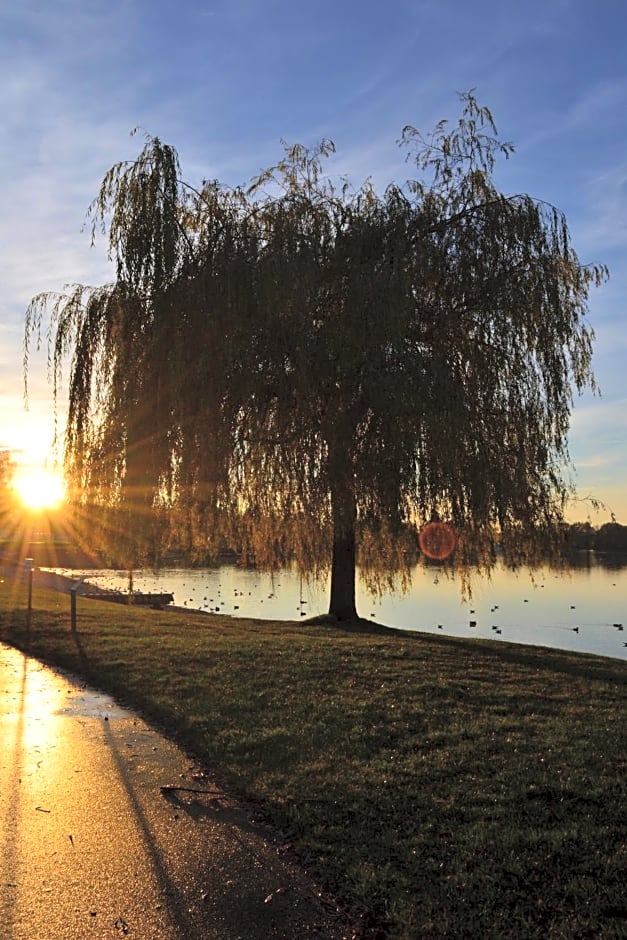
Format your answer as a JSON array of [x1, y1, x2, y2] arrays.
[[0, 643, 346, 939]]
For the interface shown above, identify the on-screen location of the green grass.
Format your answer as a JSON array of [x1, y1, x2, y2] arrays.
[[1, 577, 625, 938]]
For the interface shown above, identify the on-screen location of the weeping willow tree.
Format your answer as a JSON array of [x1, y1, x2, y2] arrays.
[[24, 93, 607, 619], [0, 450, 16, 521]]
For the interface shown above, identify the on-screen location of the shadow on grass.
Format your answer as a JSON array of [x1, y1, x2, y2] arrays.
[[421, 630, 627, 685], [307, 613, 626, 684], [305, 614, 405, 636]]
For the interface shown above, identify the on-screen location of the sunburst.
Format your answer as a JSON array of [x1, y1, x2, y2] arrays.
[[13, 468, 65, 511]]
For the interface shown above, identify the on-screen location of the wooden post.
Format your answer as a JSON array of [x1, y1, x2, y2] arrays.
[[24, 557, 34, 641], [69, 578, 85, 633], [70, 589, 77, 632]]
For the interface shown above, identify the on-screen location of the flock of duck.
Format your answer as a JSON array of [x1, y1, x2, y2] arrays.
[[50, 566, 626, 655]]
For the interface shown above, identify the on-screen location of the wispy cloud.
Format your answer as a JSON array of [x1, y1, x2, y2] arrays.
[[580, 160, 627, 258], [569, 398, 627, 494]]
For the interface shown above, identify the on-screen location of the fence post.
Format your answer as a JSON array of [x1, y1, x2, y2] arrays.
[[70, 586, 77, 632], [24, 557, 34, 641], [69, 578, 86, 633]]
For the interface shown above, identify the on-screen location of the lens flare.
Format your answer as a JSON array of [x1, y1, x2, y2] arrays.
[[419, 521, 457, 560]]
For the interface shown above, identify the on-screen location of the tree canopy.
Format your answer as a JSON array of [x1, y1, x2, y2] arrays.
[[0, 450, 16, 517], [24, 93, 607, 619]]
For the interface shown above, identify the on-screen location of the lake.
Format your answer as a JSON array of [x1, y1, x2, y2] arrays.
[[50, 554, 627, 662]]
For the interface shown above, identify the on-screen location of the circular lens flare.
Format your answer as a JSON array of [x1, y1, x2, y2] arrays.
[[419, 521, 457, 560]]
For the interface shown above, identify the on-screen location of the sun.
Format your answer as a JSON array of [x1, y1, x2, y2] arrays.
[[14, 468, 65, 511]]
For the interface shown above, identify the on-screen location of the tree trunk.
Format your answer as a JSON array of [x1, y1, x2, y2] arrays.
[[328, 475, 358, 621]]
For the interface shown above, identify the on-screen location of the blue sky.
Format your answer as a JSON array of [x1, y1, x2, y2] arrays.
[[1, 0, 625, 521]]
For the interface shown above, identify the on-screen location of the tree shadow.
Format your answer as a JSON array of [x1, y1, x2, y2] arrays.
[[420, 631, 627, 685]]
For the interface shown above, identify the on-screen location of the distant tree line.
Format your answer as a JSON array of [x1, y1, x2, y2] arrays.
[[561, 521, 627, 554]]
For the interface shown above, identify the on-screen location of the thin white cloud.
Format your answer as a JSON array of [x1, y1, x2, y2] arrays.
[[569, 398, 627, 494], [570, 397, 627, 433], [581, 161, 627, 254]]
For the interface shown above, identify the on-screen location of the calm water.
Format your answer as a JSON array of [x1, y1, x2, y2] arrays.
[[51, 556, 627, 662]]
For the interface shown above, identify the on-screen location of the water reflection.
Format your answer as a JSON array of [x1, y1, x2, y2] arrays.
[[48, 555, 627, 661]]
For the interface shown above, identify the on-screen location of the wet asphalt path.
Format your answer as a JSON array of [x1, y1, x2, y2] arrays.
[[0, 643, 345, 939]]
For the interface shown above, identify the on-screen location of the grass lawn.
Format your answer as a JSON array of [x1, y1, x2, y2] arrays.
[[1, 574, 625, 938]]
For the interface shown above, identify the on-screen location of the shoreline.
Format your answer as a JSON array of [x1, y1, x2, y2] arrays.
[[0, 560, 111, 596], [3, 557, 626, 661], [0, 562, 213, 618]]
